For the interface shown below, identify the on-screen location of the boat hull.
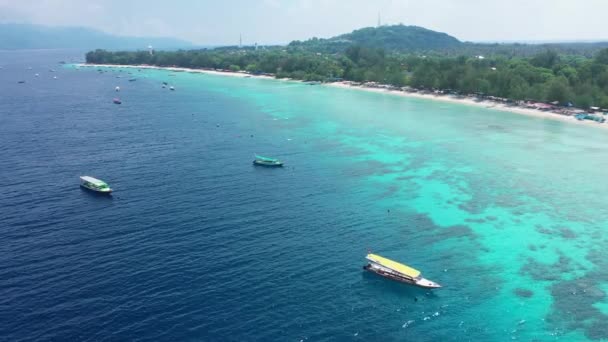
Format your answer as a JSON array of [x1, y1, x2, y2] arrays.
[[80, 184, 112, 194], [253, 160, 283, 167], [363, 264, 440, 289]]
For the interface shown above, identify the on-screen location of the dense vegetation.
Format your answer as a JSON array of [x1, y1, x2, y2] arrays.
[[289, 25, 461, 53], [289, 25, 608, 58], [86, 25, 608, 109]]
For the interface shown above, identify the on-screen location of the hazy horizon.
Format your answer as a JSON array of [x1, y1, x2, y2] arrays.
[[2, 0, 608, 45]]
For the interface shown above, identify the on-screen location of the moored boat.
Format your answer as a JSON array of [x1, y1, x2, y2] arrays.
[[575, 112, 606, 123], [364, 253, 441, 289], [253, 154, 284, 167], [113, 98, 122, 104], [80, 176, 112, 194]]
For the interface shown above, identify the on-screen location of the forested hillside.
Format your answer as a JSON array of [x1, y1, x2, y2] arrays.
[[86, 25, 608, 109]]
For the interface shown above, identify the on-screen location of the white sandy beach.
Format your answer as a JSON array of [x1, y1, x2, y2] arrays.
[[326, 82, 608, 129], [80, 63, 607, 130], [80, 63, 274, 79]]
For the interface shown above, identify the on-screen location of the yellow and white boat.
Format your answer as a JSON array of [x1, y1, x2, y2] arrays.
[[364, 253, 441, 289]]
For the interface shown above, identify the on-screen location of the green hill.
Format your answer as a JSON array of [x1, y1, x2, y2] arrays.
[[289, 25, 462, 53]]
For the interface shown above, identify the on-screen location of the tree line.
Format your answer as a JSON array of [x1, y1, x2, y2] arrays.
[[86, 46, 608, 109]]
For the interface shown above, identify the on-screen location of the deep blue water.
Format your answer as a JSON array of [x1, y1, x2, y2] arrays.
[[2, 50, 608, 341], [0, 50, 403, 342]]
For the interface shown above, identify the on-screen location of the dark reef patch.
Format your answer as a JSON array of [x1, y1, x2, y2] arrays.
[[465, 217, 486, 224], [549, 278, 608, 340], [588, 321, 608, 341], [521, 255, 573, 281], [546, 248, 608, 340], [558, 227, 577, 239], [457, 200, 485, 214], [535, 226, 553, 235], [514, 288, 534, 298], [346, 160, 398, 178], [377, 184, 400, 199], [425, 225, 477, 244]]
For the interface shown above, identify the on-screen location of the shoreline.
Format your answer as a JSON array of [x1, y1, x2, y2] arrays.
[[326, 83, 608, 129], [78, 63, 607, 130]]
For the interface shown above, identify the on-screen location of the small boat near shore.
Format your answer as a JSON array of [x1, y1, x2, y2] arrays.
[[364, 253, 441, 289], [113, 98, 122, 104], [80, 176, 112, 194], [575, 112, 605, 123], [253, 154, 284, 167]]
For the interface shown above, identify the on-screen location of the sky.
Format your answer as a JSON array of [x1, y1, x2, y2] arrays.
[[1, 0, 608, 45]]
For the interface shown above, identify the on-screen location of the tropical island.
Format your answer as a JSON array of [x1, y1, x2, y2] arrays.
[[86, 25, 608, 116]]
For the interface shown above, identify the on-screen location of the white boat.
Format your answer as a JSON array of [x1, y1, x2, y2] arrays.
[[364, 253, 441, 289], [253, 154, 283, 167], [80, 176, 112, 194], [169, 86, 175, 91], [115, 86, 120, 92]]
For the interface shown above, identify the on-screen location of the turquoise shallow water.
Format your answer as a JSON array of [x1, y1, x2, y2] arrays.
[[2, 50, 608, 341], [158, 69, 608, 341]]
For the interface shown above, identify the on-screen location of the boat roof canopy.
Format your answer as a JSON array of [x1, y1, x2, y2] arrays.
[[366, 253, 421, 278], [80, 176, 108, 186], [255, 154, 279, 162]]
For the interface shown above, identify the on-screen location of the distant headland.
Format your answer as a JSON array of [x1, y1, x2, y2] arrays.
[[0, 23, 193, 50]]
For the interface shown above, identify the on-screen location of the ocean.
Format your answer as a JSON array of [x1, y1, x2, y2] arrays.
[[1, 49, 608, 341]]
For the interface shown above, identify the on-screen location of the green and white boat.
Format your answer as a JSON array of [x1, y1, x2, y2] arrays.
[[253, 154, 284, 167], [80, 176, 112, 194]]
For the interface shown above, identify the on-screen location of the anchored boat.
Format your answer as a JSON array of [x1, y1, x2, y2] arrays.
[[80, 176, 112, 194], [253, 154, 284, 167], [364, 253, 441, 289]]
